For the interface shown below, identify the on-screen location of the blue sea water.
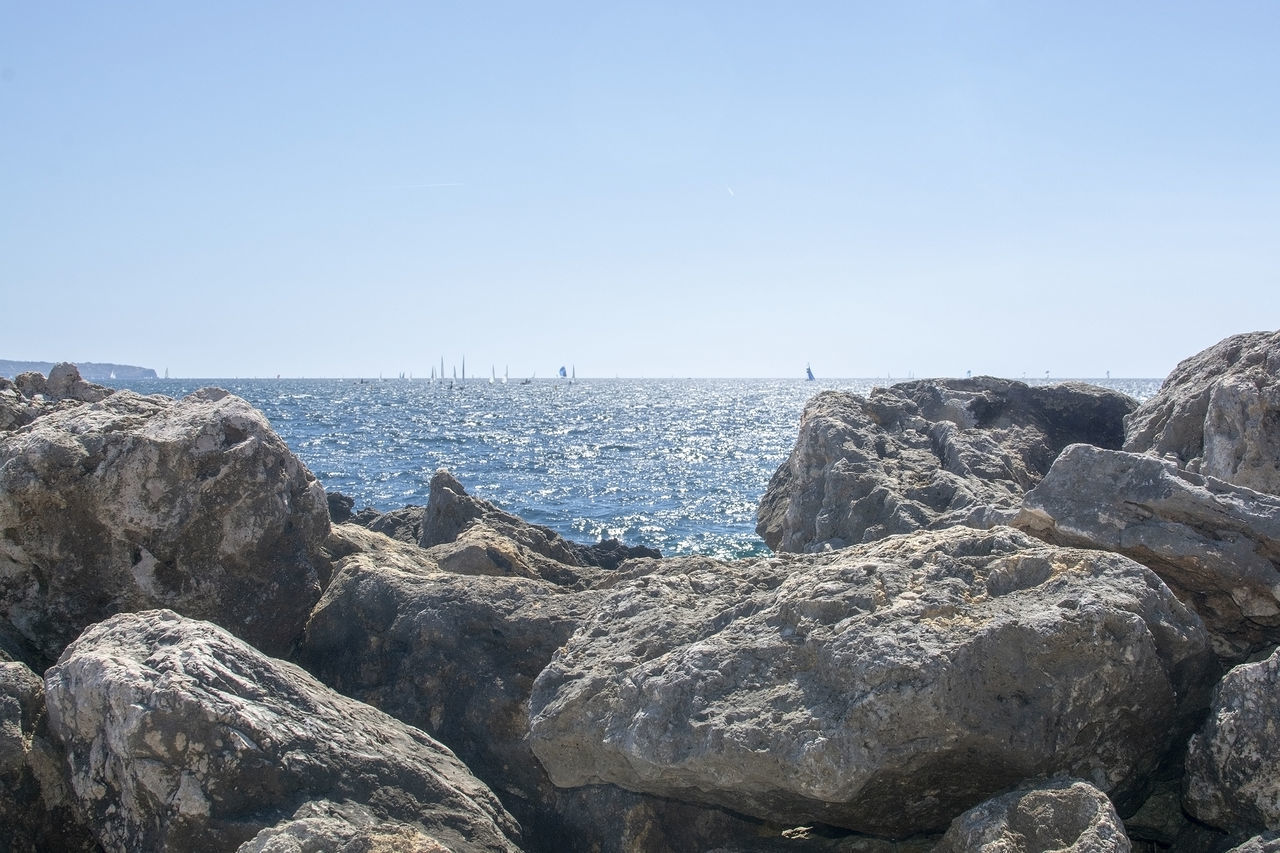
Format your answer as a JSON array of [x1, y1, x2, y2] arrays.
[[107, 377, 1162, 560]]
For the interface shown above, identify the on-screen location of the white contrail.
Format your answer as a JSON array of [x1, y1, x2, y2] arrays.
[[726, 186, 735, 196]]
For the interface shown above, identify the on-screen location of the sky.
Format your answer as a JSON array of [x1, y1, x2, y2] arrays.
[[2, 2, 1277, 379]]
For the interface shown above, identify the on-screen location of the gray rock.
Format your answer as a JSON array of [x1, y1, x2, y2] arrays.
[[236, 800, 452, 852], [757, 379, 1136, 553], [0, 388, 331, 664], [1014, 444, 1280, 660], [325, 490, 355, 524], [420, 470, 659, 585], [364, 504, 425, 543], [301, 532, 775, 853], [1124, 330, 1280, 495], [45, 363, 111, 403], [1228, 833, 1280, 853], [44, 609, 522, 853], [0, 379, 42, 433], [933, 779, 1131, 852], [528, 526, 1214, 838], [1185, 647, 1280, 835], [0, 660, 99, 852]]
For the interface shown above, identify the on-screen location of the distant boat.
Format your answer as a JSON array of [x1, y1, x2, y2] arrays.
[[490, 365, 496, 384], [558, 366, 567, 378], [503, 366, 508, 384], [109, 370, 116, 380], [805, 364, 815, 381]]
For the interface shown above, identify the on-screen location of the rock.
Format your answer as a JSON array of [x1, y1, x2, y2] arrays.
[[0, 379, 42, 433], [301, 537, 772, 853], [528, 526, 1215, 838], [1122, 786, 1233, 852], [757, 379, 1136, 553], [325, 490, 355, 523], [13, 372, 47, 399], [1124, 330, 1280, 495], [44, 609, 522, 853], [1228, 834, 1280, 853], [236, 800, 452, 853], [0, 388, 331, 665], [425, 521, 597, 587], [45, 363, 111, 403], [420, 470, 659, 585], [933, 779, 1131, 852], [363, 504, 425, 544], [1014, 444, 1280, 660], [1184, 647, 1280, 835], [0, 660, 99, 852]]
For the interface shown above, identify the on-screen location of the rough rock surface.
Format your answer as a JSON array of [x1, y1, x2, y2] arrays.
[[0, 660, 99, 852], [1124, 330, 1280, 495], [529, 526, 1214, 838], [1184, 647, 1280, 835], [0, 388, 331, 663], [236, 800, 452, 853], [421, 469, 659, 582], [13, 363, 111, 404], [0, 378, 44, 433], [757, 379, 1137, 553], [1015, 444, 1280, 660], [325, 490, 355, 524], [1228, 834, 1280, 853], [44, 610, 522, 853], [934, 779, 1131, 852], [301, 532, 785, 853]]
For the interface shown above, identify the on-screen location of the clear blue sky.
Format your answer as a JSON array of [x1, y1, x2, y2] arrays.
[[2, 2, 1277, 378]]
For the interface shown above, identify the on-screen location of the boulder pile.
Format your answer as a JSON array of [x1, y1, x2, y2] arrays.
[[2, 335, 1279, 852]]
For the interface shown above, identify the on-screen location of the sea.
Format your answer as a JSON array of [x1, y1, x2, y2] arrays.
[[104, 377, 1162, 560]]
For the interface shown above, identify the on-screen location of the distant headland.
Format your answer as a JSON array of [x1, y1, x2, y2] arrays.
[[0, 359, 157, 381]]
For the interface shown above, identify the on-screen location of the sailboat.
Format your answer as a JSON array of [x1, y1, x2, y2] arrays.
[[503, 366, 508, 384], [490, 365, 496, 384], [805, 364, 815, 381]]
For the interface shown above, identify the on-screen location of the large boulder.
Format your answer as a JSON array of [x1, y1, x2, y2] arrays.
[[1014, 444, 1280, 660], [933, 779, 1131, 852], [301, 528, 786, 853], [757, 379, 1136, 553], [44, 609, 522, 853], [1124, 330, 1280, 495], [528, 526, 1215, 838], [1184, 647, 1280, 836], [0, 388, 331, 664], [0, 660, 98, 852]]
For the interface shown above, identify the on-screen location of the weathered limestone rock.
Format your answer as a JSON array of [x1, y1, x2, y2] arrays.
[[0, 660, 99, 852], [933, 779, 1131, 852], [325, 490, 355, 523], [1124, 330, 1280, 495], [529, 527, 1215, 838], [0, 388, 331, 663], [0, 379, 43, 433], [757, 379, 1136, 553], [1014, 444, 1280, 660], [45, 363, 111, 403], [361, 504, 426, 543], [44, 610, 522, 853], [1228, 833, 1280, 853], [420, 470, 659, 585], [1184, 647, 1280, 835], [237, 800, 451, 853], [301, 534, 780, 853]]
